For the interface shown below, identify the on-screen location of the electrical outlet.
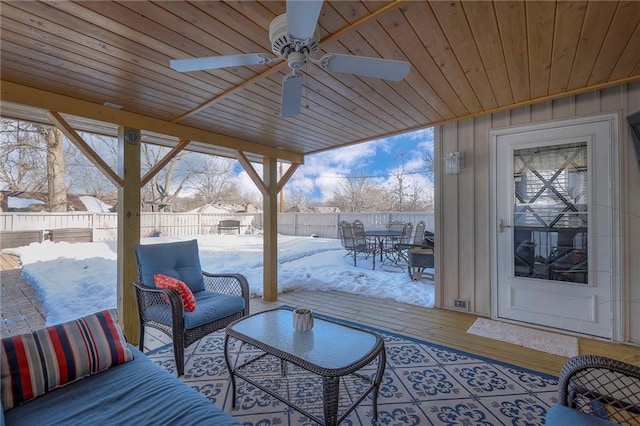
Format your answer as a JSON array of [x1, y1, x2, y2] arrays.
[[454, 298, 469, 310]]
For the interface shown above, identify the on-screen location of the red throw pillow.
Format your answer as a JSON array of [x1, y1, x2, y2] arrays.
[[154, 274, 197, 312]]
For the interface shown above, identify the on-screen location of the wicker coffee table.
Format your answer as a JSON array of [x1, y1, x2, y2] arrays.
[[224, 308, 386, 425]]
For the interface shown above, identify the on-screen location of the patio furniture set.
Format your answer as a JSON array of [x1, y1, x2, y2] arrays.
[[132, 239, 385, 425], [338, 219, 435, 280], [3, 239, 638, 425]]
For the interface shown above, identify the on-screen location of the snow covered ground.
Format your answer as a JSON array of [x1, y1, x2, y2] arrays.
[[4, 234, 434, 326]]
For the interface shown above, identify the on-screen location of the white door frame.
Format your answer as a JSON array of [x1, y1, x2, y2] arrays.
[[489, 113, 622, 340]]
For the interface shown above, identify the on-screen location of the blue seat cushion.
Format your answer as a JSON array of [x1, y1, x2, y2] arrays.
[[136, 239, 206, 293], [3, 346, 240, 425], [545, 405, 619, 426], [184, 291, 245, 329]]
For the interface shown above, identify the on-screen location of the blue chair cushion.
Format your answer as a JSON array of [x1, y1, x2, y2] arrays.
[[545, 405, 619, 426], [136, 240, 206, 293], [184, 291, 245, 329]]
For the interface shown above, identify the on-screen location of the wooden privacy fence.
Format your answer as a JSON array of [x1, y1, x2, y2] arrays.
[[0, 211, 434, 241]]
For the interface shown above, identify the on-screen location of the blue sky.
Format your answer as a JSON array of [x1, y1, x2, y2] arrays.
[[3, 121, 433, 204], [237, 127, 435, 203]]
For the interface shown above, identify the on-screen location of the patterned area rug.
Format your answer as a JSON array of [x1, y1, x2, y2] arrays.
[[147, 312, 559, 425], [466, 318, 580, 358]]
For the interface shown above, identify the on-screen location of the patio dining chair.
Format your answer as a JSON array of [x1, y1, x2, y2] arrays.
[[338, 220, 374, 267], [352, 220, 376, 267], [394, 221, 426, 264], [384, 222, 413, 264], [394, 225, 435, 280], [386, 220, 405, 231], [133, 239, 250, 376], [385, 220, 406, 249], [338, 220, 356, 257]]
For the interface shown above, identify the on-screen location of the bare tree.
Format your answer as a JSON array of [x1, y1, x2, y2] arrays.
[[404, 178, 434, 211], [423, 150, 435, 183], [65, 134, 118, 199], [0, 120, 47, 192], [141, 145, 197, 211], [0, 120, 68, 210], [44, 126, 67, 212], [190, 156, 237, 205], [387, 164, 410, 211], [284, 189, 308, 211], [330, 176, 384, 212]]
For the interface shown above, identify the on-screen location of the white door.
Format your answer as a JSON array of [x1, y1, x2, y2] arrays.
[[492, 115, 617, 338]]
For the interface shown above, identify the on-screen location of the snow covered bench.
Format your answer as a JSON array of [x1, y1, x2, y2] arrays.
[[218, 220, 241, 235], [49, 228, 93, 243], [0, 230, 44, 249]]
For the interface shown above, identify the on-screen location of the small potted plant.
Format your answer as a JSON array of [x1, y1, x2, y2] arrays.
[[150, 229, 161, 237], [292, 307, 314, 332]]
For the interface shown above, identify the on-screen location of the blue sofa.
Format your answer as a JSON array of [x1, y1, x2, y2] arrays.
[[1, 310, 239, 425], [2, 346, 239, 425]]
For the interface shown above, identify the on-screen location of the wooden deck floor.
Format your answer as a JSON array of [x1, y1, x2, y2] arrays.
[[144, 290, 640, 377]]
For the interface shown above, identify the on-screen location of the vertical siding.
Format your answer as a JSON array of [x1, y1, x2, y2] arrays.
[[473, 115, 492, 315], [437, 81, 640, 344], [624, 85, 640, 345], [440, 122, 460, 310], [458, 120, 476, 311]]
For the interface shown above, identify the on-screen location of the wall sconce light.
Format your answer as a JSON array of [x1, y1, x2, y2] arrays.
[[444, 151, 464, 174]]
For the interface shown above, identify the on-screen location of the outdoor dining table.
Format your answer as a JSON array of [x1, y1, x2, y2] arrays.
[[364, 230, 402, 265]]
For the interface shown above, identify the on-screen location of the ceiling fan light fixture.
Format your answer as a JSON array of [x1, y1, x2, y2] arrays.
[[287, 51, 306, 70]]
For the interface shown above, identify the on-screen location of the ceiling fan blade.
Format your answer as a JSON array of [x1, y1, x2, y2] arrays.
[[281, 73, 303, 118], [320, 54, 411, 81], [286, 0, 323, 40], [170, 53, 272, 72]]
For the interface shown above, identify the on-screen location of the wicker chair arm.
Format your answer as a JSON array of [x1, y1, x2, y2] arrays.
[[132, 282, 184, 326], [557, 355, 640, 423], [202, 272, 250, 315]]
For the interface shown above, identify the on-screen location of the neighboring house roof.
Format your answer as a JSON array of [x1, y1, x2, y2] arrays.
[[188, 204, 231, 214], [188, 203, 262, 214], [0, 191, 112, 213], [79, 196, 112, 213]]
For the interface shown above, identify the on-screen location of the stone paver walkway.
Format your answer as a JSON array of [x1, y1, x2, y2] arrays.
[[1, 253, 46, 336]]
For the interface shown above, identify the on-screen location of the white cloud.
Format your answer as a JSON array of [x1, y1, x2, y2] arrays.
[[315, 172, 347, 202], [232, 128, 435, 204]]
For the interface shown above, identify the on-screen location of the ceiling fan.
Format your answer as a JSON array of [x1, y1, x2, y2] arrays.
[[169, 0, 411, 118]]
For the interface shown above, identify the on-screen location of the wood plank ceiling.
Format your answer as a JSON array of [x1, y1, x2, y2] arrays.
[[1, 1, 640, 161]]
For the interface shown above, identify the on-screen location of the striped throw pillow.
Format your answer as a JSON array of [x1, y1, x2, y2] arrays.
[[0, 309, 133, 410]]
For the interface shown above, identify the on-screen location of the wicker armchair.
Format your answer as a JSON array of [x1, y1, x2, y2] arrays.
[[546, 355, 640, 425], [133, 239, 249, 376]]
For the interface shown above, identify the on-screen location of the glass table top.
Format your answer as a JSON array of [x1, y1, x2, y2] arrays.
[[228, 309, 379, 369]]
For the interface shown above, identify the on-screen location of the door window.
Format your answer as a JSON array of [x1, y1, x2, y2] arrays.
[[512, 142, 588, 284]]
